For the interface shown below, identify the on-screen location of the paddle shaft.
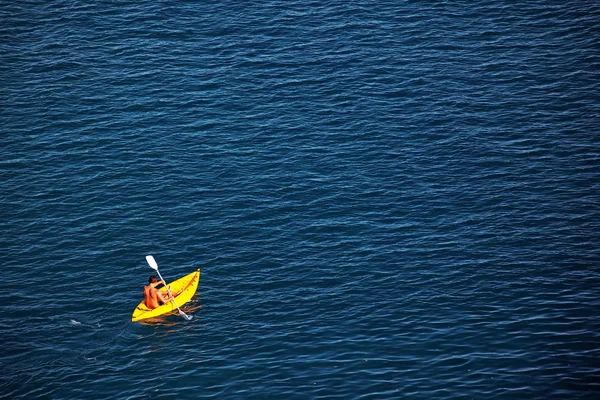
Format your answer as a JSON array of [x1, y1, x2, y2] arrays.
[[154, 269, 189, 318]]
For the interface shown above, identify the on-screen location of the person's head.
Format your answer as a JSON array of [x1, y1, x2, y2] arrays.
[[149, 275, 158, 284]]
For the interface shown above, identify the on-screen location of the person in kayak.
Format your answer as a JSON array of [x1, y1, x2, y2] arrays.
[[144, 275, 176, 309]]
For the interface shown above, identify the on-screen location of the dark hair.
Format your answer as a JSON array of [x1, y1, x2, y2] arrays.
[[149, 275, 158, 284]]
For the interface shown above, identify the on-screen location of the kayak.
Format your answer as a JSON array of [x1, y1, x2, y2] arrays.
[[131, 269, 200, 322]]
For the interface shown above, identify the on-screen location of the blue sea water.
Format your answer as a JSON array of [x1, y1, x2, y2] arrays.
[[1, 1, 600, 398]]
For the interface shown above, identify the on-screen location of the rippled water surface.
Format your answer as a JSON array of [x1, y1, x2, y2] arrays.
[[2, 1, 600, 398]]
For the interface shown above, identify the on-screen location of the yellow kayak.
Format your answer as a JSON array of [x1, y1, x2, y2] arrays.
[[131, 269, 200, 322]]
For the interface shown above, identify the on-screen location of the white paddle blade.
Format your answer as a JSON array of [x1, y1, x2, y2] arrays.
[[146, 255, 159, 271], [180, 310, 193, 320]]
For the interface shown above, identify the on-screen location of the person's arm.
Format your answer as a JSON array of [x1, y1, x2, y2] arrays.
[[157, 290, 173, 304], [152, 280, 167, 288]]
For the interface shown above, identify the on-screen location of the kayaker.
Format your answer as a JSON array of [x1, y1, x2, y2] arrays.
[[144, 275, 175, 309]]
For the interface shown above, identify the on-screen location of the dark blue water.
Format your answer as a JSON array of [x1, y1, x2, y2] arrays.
[[2, 1, 600, 398]]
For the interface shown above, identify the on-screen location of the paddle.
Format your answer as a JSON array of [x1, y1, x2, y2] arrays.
[[145, 255, 193, 320]]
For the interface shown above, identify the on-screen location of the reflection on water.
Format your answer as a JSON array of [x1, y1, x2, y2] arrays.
[[136, 302, 203, 339]]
